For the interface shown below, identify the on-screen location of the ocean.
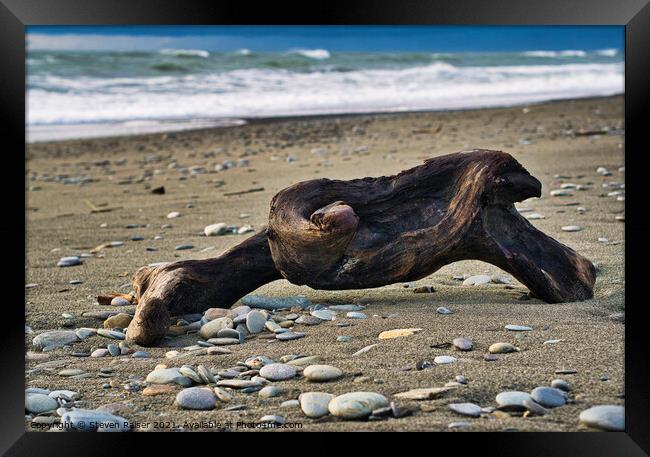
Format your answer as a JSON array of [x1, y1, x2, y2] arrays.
[[26, 48, 624, 142]]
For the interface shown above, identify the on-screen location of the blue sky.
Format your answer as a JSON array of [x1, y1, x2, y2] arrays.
[[27, 26, 624, 52]]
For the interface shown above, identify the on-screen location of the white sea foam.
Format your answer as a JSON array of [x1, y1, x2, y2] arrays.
[[27, 61, 623, 129], [290, 49, 331, 60], [523, 50, 587, 57], [235, 48, 252, 56], [596, 48, 619, 56], [159, 48, 210, 58]]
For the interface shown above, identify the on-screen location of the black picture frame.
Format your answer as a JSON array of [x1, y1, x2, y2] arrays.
[[2, 0, 648, 454]]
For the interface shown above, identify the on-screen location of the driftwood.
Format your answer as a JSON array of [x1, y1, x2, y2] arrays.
[[126, 150, 596, 346]]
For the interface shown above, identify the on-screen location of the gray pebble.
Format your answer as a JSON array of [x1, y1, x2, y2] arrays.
[[276, 331, 305, 341], [246, 310, 267, 334], [311, 309, 335, 321], [448, 403, 482, 417], [453, 337, 473, 351], [259, 386, 285, 398], [32, 330, 80, 350], [57, 256, 81, 267], [60, 409, 130, 432], [300, 392, 334, 418], [579, 405, 624, 431], [175, 387, 217, 410], [496, 391, 533, 411], [551, 379, 571, 392], [530, 386, 567, 408], [346, 312, 368, 319], [295, 315, 323, 325], [107, 344, 120, 357], [328, 392, 389, 419], [25, 393, 58, 414], [259, 363, 297, 381], [303, 364, 343, 382]]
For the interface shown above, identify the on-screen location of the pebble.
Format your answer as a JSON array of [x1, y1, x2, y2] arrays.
[[265, 320, 281, 332], [337, 336, 352, 343], [69, 279, 83, 285], [32, 330, 80, 349], [167, 211, 181, 219], [526, 213, 545, 220], [346, 312, 368, 319], [505, 325, 532, 331], [256, 415, 284, 425], [448, 422, 472, 429], [104, 313, 132, 329], [453, 337, 473, 351], [216, 379, 263, 389], [175, 387, 217, 410], [60, 409, 130, 432], [496, 391, 533, 411], [259, 386, 285, 398], [555, 368, 577, 375], [57, 256, 82, 267], [238, 225, 254, 235], [530, 386, 567, 408], [132, 351, 150, 358], [145, 368, 192, 387], [295, 315, 323, 325], [142, 384, 175, 396], [110, 297, 131, 306], [281, 399, 300, 409], [107, 344, 121, 357], [550, 189, 573, 197], [216, 328, 242, 341], [329, 304, 365, 312], [213, 387, 233, 402], [352, 344, 379, 356], [259, 363, 297, 381], [543, 339, 563, 345], [246, 310, 267, 334], [579, 405, 624, 431], [241, 295, 311, 311], [25, 393, 59, 414], [91, 348, 109, 358], [300, 392, 335, 418], [311, 309, 335, 321], [378, 328, 422, 339], [59, 369, 86, 377], [448, 403, 482, 418], [551, 379, 571, 392], [197, 365, 216, 384], [303, 364, 344, 382], [561, 225, 583, 232], [179, 366, 202, 384], [488, 342, 519, 354], [462, 275, 491, 286], [436, 307, 453, 315], [175, 244, 194, 250], [522, 399, 548, 416], [97, 329, 126, 340], [204, 223, 228, 236], [394, 387, 455, 400], [276, 331, 305, 341], [286, 355, 322, 366], [204, 308, 232, 321], [328, 392, 389, 419], [199, 317, 234, 339], [434, 356, 457, 364]]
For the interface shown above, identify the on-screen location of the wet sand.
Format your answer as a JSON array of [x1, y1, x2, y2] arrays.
[[25, 95, 625, 432]]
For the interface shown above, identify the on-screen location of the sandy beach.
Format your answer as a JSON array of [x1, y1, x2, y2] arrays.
[[25, 95, 625, 432]]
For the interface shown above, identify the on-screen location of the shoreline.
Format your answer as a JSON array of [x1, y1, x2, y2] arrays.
[[27, 93, 623, 145]]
